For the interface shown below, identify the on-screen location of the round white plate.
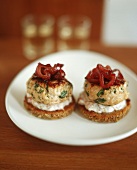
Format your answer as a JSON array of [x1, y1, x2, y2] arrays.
[[5, 50, 137, 146]]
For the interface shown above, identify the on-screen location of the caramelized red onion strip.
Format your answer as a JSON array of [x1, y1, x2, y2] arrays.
[[35, 63, 65, 80], [85, 64, 125, 88]]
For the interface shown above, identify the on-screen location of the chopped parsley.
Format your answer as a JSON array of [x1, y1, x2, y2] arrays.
[[46, 84, 49, 92], [85, 83, 87, 87], [34, 83, 44, 93], [34, 83, 39, 90], [59, 90, 67, 98], [86, 91, 89, 96], [94, 98, 106, 104], [113, 88, 116, 94], [38, 88, 44, 93], [97, 89, 104, 97], [121, 87, 124, 92]]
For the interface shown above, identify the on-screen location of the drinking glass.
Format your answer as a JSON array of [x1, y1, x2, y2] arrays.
[[57, 15, 92, 51], [21, 14, 55, 60]]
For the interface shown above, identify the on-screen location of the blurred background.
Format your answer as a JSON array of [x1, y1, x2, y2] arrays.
[[0, 0, 102, 41], [0, 0, 137, 58], [102, 0, 137, 46]]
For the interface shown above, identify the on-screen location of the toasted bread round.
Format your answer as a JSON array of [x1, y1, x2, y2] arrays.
[[77, 99, 131, 123], [24, 96, 75, 119]]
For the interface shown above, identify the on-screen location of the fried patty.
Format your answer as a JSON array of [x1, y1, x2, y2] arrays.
[[26, 76, 73, 105], [84, 80, 129, 106]]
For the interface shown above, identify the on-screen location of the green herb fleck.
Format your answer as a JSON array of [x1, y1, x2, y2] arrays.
[[38, 88, 44, 93], [34, 83, 39, 90], [97, 89, 104, 97], [34, 83, 44, 93], [121, 87, 124, 92], [85, 83, 87, 87], [113, 88, 116, 94], [46, 84, 49, 92], [94, 98, 106, 104], [59, 91, 67, 98], [86, 91, 89, 96]]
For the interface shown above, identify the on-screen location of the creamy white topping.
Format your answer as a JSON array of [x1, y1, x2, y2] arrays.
[[26, 93, 72, 111], [78, 92, 127, 113]]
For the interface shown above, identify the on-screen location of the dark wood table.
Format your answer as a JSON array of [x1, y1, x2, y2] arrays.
[[0, 38, 137, 170]]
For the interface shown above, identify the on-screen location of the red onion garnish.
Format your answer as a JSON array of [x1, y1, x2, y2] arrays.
[[35, 63, 66, 81], [85, 64, 125, 88]]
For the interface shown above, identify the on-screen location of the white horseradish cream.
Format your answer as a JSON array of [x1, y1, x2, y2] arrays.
[[78, 92, 126, 113], [26, 93, 72, 111]]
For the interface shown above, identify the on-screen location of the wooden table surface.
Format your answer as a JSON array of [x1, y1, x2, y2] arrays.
[[0, 38, 137, 170]]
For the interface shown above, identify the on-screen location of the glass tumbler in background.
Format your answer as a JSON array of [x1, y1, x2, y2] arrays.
[[21, 15, 55, 60], [57, 15, 92, 51]]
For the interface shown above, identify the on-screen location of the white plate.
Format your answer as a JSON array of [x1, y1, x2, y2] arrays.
[[5, 50, 137, 146]]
